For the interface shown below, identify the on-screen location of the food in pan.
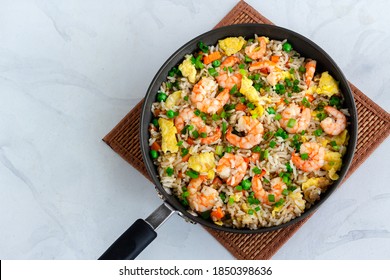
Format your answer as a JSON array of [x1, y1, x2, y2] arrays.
[[148, 35, 349, 229]]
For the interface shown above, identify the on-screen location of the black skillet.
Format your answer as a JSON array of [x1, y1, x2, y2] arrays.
[[99, 24, 357, 260]]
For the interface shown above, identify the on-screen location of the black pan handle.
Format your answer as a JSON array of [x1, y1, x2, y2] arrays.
[[98, 203, 176, 260]]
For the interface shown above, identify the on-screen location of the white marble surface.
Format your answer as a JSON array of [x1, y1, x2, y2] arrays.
[[1, 0, 389, 260]]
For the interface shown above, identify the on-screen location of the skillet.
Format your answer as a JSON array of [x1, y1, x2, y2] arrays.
[[99, 24, 357, 260]]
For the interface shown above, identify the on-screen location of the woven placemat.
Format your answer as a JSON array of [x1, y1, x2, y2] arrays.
[[103, 1, 390, 259]]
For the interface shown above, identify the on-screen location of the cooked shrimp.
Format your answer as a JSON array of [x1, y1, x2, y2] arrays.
[[320, 106, 347, 136], [304, 60, 316, 88], [291, 142, 325, 172], [215, 56, 242, 90], [252, 176, 286, 205], [175, 108, 221, 144], [226, 116, 264, 149], [245, 37, 267, 60], [248, 60, 277, 72], [216, 153, 248, 187], [187, 176, 218, 212], [191, 77, 230, 114], [279, 103, 311, 134]]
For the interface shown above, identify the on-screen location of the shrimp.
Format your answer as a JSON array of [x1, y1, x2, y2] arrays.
[[248, 60, 277, 72], [175, 108, 221, 144], [215, 56, 242, 90], [190, 77, 230, 114], [279, 103, 311, 134], [216, 153, 248, 187], [320, 106, 347, 136], [245, 37, 267, 60], [304, 60, 316, 88], [226, 116, 264, 149], [252, 176, 286, 205], [187, 176, 218, 212], [291, 142, 325, 172]]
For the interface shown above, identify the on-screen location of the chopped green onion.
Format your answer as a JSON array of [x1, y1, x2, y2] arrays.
[[330, 140, 337, 147], [235, 185, 243, 191], [200, 132, 207, 138], [282, 42, 292, 52], [166, 82, 172, 89], [261, 149, 269, 160], [274, 114, 282, 121], [317, 112, 327, 121], [287, 118, 296, 128], [252, 167, 262, 174], [255, 206, 261, 212], [293, 79, 300, 85], [244, 55, 253, 63], [267, 107, 276, 115], [263, 131, 274, 141], [200, 112, 207, 121], [194, 109, 201, 116], [300, 153, 309, 160], [167, 110, 175, 118], [274, 83, 286, 94], [192, 130, 199, 139], [166, 167, 174, 176], [228, 196, 235, 205], [150, 150, 158, 159], [241, 179, 252, 190], [224, 103, 236, 111], [274, 198, 285, 208], [229, 84, 238, 94], [212, 114, 220, 121], [212, 60, 221, 67], [252, 146, 261, 153], [181, 148, 189, 156], [253, 82, 262, 91], [186, 169, 199, 179], [268, 194, 275, 202], [239, 69, 248, 76], [228, 66, 233, 73], [200, 210, 211, 220], [286, 162, 293, 173], [219, 192, 226, 202], [248, 209, 254, 215], [215, 145, 224, 156], [282, 189, 289, 196], [247, 103, 255, 110], [182, 191, 189, 198], [314, 129, 323, 136], [329, 96, 341, 108], [275, 128, 288, 139], [238, 63, 246, 69], [183, 95, 189, 101], [240, 97, 246, 103], [301, 130, 306, 135], [298, 66, 306, 73], [269, 140, 277, 148], [263, 177, 270, 183], [289, 68, 295, 74], [188, 124, 194, 131], [248, 197, 260, 205], [157, 91, 167, 102], [222, 122, 227, 135], [288, 186, 297, 192], [225, 146, 233, 153], [220, 111, 227, 119], [177, 140, 183, 146], [208, 67, 218, 77], [285, 78, 293, 87], [302, 97, 311, 108], [198, 41, 209, 53], [168, 66, 180, 77]]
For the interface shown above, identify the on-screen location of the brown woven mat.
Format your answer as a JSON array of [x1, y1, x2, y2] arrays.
[[103, 1, 390, 259]]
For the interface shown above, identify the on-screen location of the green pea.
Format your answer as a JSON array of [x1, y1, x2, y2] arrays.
[[212, 60, 221, 67], [152, 118, 159, 127], [157, 92, 167, 102], [150, 150, 158, 159], [167, 110, 176, 118], [282, 42, 292, 52]]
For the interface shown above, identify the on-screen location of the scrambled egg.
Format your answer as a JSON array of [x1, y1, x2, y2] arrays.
[[240, 76, 270, 117], [188, 152, 215, 173], [316, 72, 339, 97], [322, 151, 342, 180], [302, 177, 331, 191], [327, 129, 349, 146], [158, 118, 178, 153], [218, 36, 246, 56], [165, 90, 182, 109], [178, 55, 196, 83], [289, 192, 306, 211]]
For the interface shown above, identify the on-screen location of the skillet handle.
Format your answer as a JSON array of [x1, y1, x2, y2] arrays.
[[98, 219, 157, 260], [98, 203, 175, 260]]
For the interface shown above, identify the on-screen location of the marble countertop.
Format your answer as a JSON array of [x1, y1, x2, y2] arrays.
[[1, 0, 389, 260]]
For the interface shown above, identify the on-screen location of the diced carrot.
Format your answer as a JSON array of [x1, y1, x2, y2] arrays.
[[181, 154, 191, 162], [235, 103, 247, 111], [305, 94, 314, 102], [153, 109, 161, 117], [276, 98, 285, 106], [203, 51, 221, 65], [260, 68, 269, 74], [271, 55, 280, 63], [243, 157, 250, 164], [186, 138, 195, 145], [177, 171, 183, 178], [211, 207, 225, 220], [150, 141, 161, 151], [211, 177, 222, 187]]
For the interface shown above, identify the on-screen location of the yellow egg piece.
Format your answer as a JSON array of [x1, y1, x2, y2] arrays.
[[178, 56, 196, 83], [317, 72, 339, 97], [322, 151, 342, 180], [289, 191, 306, 211], [165, 90, 182, 109], [158, 118, 178, 153], [188, 152, 215, 173], [302, 177, 331, 191], [218, 36, 246, 56]]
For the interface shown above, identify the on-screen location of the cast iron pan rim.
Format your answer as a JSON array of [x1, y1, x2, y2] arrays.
[[140, 23, 357, 234]]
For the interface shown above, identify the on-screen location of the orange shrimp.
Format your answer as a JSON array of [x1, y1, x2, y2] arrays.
[[216, 153, 248, 187], [304, 60, 316, 88], [279, 103, 311, 134], [320, 106, 347, 136], [291, 142, 325, 172], [248, 60, 276, 72], [191, 77, 230, 114], [215, 56, 242, 90], [187, 177, 219, 212], [226, 116, 264, 149], [245, 36, 267, 60], [198, 126, 222, 145], [252, 177, 286, 205]]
